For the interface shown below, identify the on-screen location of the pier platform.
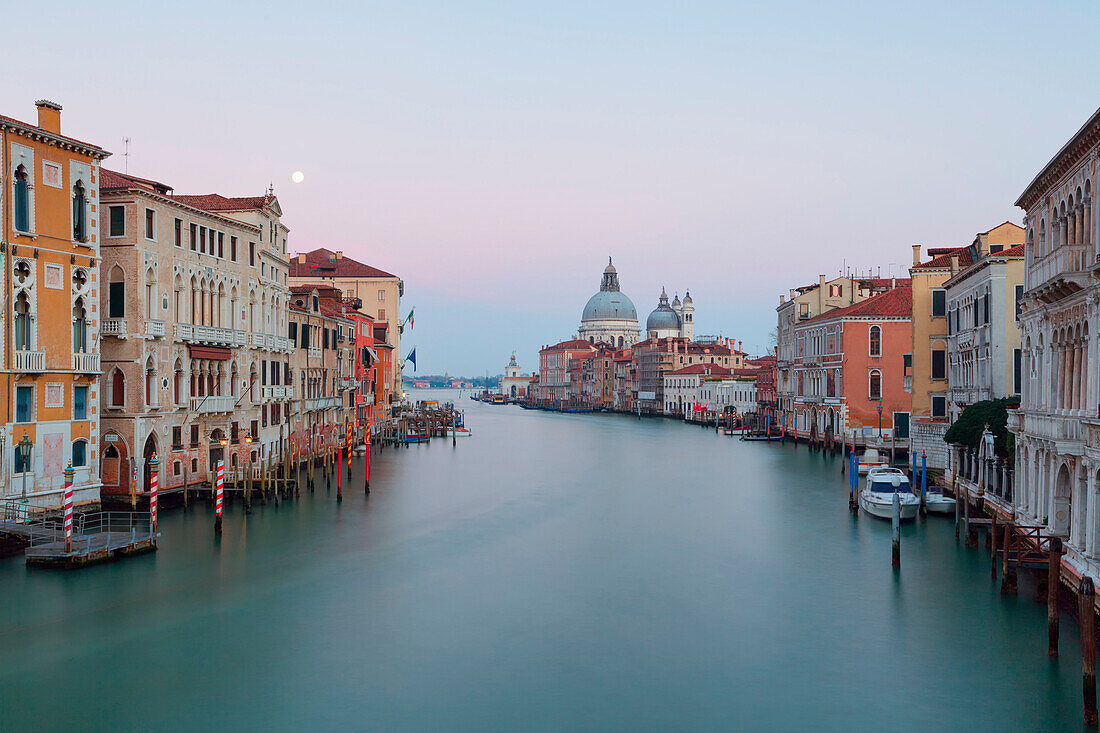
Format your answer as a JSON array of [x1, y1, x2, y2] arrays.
[[0, 502, 157, 568]]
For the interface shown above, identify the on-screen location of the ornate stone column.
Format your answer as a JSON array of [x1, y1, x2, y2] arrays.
[[1085, 458, 1098, 558]]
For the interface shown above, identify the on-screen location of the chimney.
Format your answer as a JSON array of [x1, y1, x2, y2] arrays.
[[819, 274, 826, 287], [296, 253, 306, 265], [891, 277, 896, 289], [335, 250, 344, 260], [35, 99, 62, 134], [779, 295, 786, 304], [912, 244, 921, 266], [950, 255, 959, 277]]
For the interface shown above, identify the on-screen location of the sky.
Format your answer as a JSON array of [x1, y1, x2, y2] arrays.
[[8, 1, 1100, 375]]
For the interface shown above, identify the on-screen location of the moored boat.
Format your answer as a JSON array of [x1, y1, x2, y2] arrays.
[[858, 467, 919, 521], [924, 491, 956, 514], [857, 448, 888, 475]]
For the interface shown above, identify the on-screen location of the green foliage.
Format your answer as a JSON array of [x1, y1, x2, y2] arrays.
[[943, 398, 1018, 460]]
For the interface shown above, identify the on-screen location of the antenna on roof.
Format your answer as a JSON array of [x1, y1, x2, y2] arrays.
[[122, 137, 130, 173]]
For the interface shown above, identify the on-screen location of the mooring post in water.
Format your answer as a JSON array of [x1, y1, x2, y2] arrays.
[[1080, 576, 1098, 726], [964, 491, 978, 548], [337, 445, 343, 503], [954, 485, 961, 541], [1049, 536, 1064, 658], [919, 451, 927, 517], [990, 514, 998, 580], [1001, 523, 1017, 594], [849, 450, 858, 514], [365, 435, 371, 494], [891, 490, 901, 568], [214, 460, 224, 537]]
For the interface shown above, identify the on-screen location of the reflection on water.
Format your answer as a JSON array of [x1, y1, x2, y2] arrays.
[[0, 390, 1088, 731]]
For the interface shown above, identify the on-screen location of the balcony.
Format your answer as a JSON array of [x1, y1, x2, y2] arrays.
[[145, 320, 166, 338], [1029, 245, 1091, 303], [305, 396, 339, 411], [14, 350, 46, 372], [261, 385, 294, 400], [903, 376, 912, 393], [189, 395, 236, 414], [339, 377, 357, 391], [72, 352, 100, 373], [273, 336, 290, 352], [308, 346, 322, 360], [175, 323, 194, 340], [102, 319, 127, 338], [251, 332, 267, 348], [1020, 411, 1084, 444]]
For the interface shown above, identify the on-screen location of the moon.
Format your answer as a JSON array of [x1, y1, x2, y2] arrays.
[[291, 171, 305, 184]]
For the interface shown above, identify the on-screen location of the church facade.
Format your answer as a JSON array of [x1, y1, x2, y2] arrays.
[[577, 259, 641, 348]]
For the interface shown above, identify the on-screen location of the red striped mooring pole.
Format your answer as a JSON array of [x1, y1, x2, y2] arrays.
[[63, 461, 75, 553], [214, 459, 224, 536], [149, 454, 159, 536]]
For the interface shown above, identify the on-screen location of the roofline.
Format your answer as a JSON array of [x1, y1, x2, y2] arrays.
[[0, 116, 110, 160], [1016, 106, 1100, 209], [99, 186, 261, 233]]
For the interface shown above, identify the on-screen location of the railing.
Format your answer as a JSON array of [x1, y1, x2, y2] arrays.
[[1030, 244, 1089, 288], [71, 352, 99, 373], [25, 511, 154, 549], [1021, 412, 1083, 442], [251, 332, 267, 348], [261, 385, 293, 399], [189, 395, 236, 413], [101, 318, 126, 337], [175, 323, 194, 340], [339, 377, 357, 391], [13, 350, 46, 371], [308, 346, 322, 360], [193, 325, 234, 345], [234, 330, 248, 346], [146, 320, 166, 338], [305, 396, 339, 411], [273, 336, 290, 352]]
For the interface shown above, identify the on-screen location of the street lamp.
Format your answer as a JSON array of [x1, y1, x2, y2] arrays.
[[17, 433, 32, 501], [876, 400, 884, 443]]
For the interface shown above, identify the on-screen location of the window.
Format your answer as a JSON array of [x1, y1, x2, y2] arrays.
[[230, 236, 238, 262], [931, 394, 947, 419], [931, 289, 946, 317], [829, 284, 842, 297], [983, 292, 990, 325], [73, 182, 88, 241], [111, 370, 125, 407], [71, 440, 87, 468], [72, 298, 88, 353], [14, 444, 30, 474], [378, 289, 386, 302], [250, 420, 258, 439], [378, 309, 385, 321], [14, 291, 32, 351], [1015, 285, 1024, 321], [1013, 348, 1022, 395], [300, 324, 309, 348], [109, 205, 125, 237], [190, 223, 197, 251], [174, 218, 183, 247], [73, 386, 88, 420], [172, 426, 183, 449], [190, 425, 200, 448], [15, 386, 33, 423], [288, 321, 298, 346], [931, 347, 947, 380], [249, 242, 255, 266], [174, 461, 181, 477], [323, 329, 329, 349], [199, 226, 207, 254], [217, 232, 224, 258], [13, 164, 31, 232], [868, 325, 881, 357], [145, 208, 156, 240], [108, 268, 126, 318], [868, 370, 882, 400]]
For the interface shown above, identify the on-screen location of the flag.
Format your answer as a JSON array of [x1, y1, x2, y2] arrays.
[[402, 308, 415, 330], [406, 348, 417, 371]]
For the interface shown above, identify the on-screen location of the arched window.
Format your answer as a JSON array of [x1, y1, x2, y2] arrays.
[[71, 440, 88, 468], [72, 181, 87, 241], [145, 269, 157, 320], [72, 298, 88, 353], [868, 369, 882, 400], [14, 291, 31, 351], [111, 369, 125, 407], [108, 266, 126, 319], [13, 164, 30, 232], [868, 325, 881, 357]]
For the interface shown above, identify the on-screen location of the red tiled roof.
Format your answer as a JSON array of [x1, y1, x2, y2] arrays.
[[998, 243, 1026, 257], [100, 168, 172, 194], [732, 368, 760, 377], [667, 363, 732, 376], [289, 248, 396, 279], [542, 339, 597, 352], [0, 112, 107, 156], [912, 246, 973, 271], [802, 285, 912, 323], [173, 193, 276, 212]]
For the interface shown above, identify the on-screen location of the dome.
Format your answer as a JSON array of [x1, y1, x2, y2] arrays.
[[582, 290, 638, 322], [683, 290, 693, 305], [671, 294, 681, 308], [646, 287, 682, 332]]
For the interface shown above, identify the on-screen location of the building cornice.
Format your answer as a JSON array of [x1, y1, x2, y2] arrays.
[[1016, 106, 1100, 209], [0, 119, 110, 160], [100, 187, 261, 233]]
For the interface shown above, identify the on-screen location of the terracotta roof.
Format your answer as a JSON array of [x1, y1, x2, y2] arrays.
[[802, 286, 912, 323], [173, 193, 276, 212], [666, 363, 732, 376], [289, 248, 396, 279], [0, 112, 108, 158], [999, 243, 1026, 257], [542, 339, 597, 352], [100, 168, 172, 194], [912, 246, 973, 271], [860, 277, 912, 288], [732, 368, 760, 378]]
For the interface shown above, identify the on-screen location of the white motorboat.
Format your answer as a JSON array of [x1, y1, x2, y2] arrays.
[[859, 467, 919, 521], [450, 427, 472, 438], [924, 491, 956, 515], [857, 448, 888, 475]]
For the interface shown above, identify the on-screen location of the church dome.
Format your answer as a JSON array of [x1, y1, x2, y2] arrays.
[[582, 290, 637, 322], [646, 287, 682, 332]]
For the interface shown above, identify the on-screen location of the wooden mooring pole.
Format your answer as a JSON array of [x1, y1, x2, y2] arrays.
[[337, 445, 343, 503], [1049, 536, 1064, 659], [891, 491, 901, 568], [1001, 523, 1017, 594], [1080, 576, 1098, 726], [990, 514, 998, 580]]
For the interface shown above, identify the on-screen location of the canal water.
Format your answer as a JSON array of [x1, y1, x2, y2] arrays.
[[0, 390, 1088, 730]]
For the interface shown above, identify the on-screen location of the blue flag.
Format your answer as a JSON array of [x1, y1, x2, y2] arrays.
[[406, 348, 416, 371]]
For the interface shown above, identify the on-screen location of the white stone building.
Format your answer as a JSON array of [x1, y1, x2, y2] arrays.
[[663, 363, 731, 417], [1008, 107, 1100, 570]]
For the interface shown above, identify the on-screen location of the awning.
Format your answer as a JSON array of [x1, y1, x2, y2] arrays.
[[188, 345, 232, 360], [364, 346, 379, 364]]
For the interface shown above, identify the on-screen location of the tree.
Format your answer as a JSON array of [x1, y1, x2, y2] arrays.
[[943, 398, 1018, 462]]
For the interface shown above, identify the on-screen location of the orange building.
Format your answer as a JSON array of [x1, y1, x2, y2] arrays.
[[2, 101, 110, 508], [791, 286, 912, 448]]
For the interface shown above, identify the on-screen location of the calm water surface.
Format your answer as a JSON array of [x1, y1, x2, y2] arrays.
[[0, 390, 1087, 730]]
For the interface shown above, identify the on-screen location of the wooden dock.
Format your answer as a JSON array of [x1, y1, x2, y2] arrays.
[[0, 503, 157, 568]]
